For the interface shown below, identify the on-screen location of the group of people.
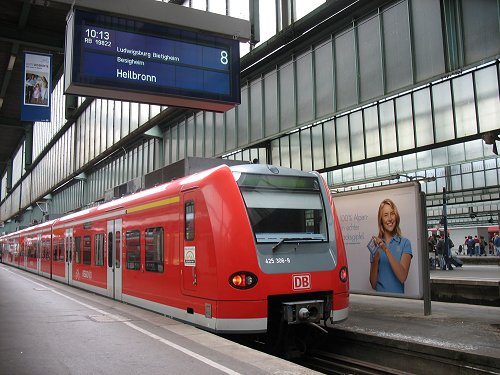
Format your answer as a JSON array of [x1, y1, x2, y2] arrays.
[[428, 234, 455, 270], [427, 231, 500, 272], [461, 234, 500, 256]]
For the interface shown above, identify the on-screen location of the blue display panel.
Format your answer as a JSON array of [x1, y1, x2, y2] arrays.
[[65, 9, 240, 112]]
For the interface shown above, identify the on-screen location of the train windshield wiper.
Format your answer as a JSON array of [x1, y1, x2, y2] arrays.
[[272, 237, 320, 252]]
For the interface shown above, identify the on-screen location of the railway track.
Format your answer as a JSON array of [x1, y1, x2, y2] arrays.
[[293, 327, 500, 375], [298, 350, 413, 374], [227, 324, 499, 375]]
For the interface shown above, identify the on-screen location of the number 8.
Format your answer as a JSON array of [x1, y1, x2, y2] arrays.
[[220, 51, 228, 65]]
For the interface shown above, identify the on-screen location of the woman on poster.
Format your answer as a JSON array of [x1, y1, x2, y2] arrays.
[[369, 198, 413, 293]]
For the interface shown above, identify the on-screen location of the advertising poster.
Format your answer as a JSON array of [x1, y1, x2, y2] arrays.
[[21, 52, 51, 122], [333, 183, 423, 298]]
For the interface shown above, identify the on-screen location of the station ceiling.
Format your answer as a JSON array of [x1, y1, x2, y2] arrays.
[[0, 0, 70, 178], [0, 0, 250, 180], [1, 0, 498, 229]]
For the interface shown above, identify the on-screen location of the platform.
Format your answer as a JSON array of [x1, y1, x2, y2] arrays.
[[334, 294, 500, 358], [430, 262, 500, 306], [330, 263, 500, 373], [2, 262, 499, 374], [0, 264, 320, 375]]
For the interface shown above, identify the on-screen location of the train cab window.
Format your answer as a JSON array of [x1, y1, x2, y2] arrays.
[[74, 237, 81, 264], [237, 174, 328, 244], [185, 201, 195, 241], [95, 234, 104, 266], [125, 230, 141, 270], [83, 236, 91, 265], [145, 227, 164, 273]]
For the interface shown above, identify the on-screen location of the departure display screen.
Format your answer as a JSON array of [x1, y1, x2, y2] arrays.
[[65, 9, 241, 111]]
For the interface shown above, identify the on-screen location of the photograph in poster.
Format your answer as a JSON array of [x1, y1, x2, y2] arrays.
[[24, 53, 50, 106], [21, 52, 51, 122], [368, 198, 413, 294], [333, 183, 423, 298]]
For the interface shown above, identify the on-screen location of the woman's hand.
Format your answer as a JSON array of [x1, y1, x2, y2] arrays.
[[375, 237, 389, 255]]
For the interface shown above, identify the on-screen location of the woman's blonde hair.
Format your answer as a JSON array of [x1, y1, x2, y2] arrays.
[[378, 198, 402, 238]]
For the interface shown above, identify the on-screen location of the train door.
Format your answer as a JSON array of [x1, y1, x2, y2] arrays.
[[107, 219, 122, 300], [65, 229, 73, 285], [181, 194, 198, 294]]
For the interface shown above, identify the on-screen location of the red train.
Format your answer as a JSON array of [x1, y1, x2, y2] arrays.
[[0, 162, 348, 343]]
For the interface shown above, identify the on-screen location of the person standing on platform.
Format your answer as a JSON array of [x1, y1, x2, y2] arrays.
[[369, 198, 413, 293], [436, 235, 454, 270], [467, 236, 475, 256], [474, 235, 480, 256], [494, 233, 500, 256]]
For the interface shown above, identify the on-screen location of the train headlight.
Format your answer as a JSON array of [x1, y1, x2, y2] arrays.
[[339, 266, 348, 283], [229, 271, 258, 289]]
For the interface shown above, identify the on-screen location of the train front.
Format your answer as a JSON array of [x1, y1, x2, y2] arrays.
[[230, 164, 349, 349]]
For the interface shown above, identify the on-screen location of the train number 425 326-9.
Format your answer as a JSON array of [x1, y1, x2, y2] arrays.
[[265, 257, 291, 264]]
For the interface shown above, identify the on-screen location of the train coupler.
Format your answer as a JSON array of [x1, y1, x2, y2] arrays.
[[282, 299, 325, 324]]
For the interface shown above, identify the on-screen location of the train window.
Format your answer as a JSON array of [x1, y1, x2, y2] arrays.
[[74, 236, 81, 264], [66, 237, 72, 263], [125, 230, 141, 270], [27, 241, 35, 258], [95, 234, 104, 266], [43, 239, 50, 260], [145, 227, 164, 273], [36, 240, 39, 259], [185, 201, 195, 241], [108, 232, 112, 267], [52, 240, 57, 260], [83, 236, 91, 265], [59, 238, 65, 261], [53, 238, 65, 262], [241, 190, 328, 243], [115, 231, 121, 268]]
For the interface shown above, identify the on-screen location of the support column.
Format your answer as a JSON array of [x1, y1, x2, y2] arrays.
[[23, 122, 33, 170]]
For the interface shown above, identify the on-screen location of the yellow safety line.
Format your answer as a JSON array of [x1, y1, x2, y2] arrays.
[[127, 196, 180, 214]]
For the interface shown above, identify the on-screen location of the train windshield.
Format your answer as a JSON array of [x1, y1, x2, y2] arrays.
[[235, 173, 328, 243]]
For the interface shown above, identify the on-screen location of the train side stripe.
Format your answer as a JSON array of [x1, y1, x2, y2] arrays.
[[127, 196, 180, 214]]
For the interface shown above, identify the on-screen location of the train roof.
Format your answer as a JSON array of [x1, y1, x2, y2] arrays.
[[0, 218, 56, 239], [0, 160, 322, 239]]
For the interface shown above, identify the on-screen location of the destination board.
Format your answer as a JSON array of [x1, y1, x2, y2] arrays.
[[65, 9, 241, 112]]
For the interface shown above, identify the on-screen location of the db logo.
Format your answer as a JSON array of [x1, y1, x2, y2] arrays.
[[292, 274, 311, 290]]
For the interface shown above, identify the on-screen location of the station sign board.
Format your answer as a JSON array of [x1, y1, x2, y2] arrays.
[[64, 8, 240, 112]]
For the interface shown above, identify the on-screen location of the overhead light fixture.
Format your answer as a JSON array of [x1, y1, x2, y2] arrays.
[[7, 55, 16, 70]]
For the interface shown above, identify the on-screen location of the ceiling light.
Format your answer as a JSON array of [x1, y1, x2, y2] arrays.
[[7, 55, 16, 70]]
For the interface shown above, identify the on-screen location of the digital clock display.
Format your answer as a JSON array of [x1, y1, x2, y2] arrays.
[[65, 9, 240, 112]]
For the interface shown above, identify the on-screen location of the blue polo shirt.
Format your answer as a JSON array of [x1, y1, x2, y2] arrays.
[[371, 235, 413, 293]]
